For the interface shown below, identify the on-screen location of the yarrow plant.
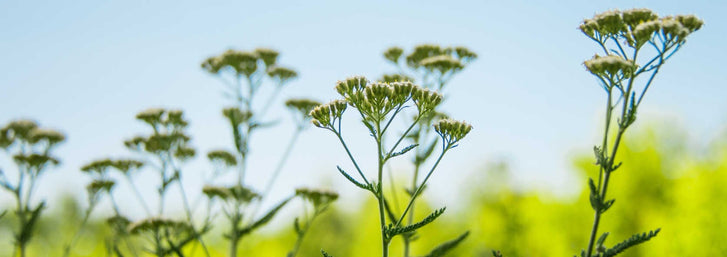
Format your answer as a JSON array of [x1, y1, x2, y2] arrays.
[[576, 8, 703, 257], [0, 120, 65, 257], [380, 44, 477, 257], [313, 76, 472, 257], [201, 48, 336, 257]]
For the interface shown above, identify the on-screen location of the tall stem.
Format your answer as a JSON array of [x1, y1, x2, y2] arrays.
[[376, 122, 389, 257]]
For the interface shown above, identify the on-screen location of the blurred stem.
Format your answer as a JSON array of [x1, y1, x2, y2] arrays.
[[403, 162, 422, 257], [288, 209, 322, 257], [396, 147, 448, 226], [251, 126, 303, 218], [62, 201, 95, 257], [125, 174, 151, 216]]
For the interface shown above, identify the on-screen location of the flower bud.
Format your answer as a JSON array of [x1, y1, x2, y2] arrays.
[[593, 9, 627, 35], [584, 55, 635, 78], [622, 8, 658, 29], [412, 87, 443, 114], [675, 14, 704, 32], [434, 119, 473, 145]]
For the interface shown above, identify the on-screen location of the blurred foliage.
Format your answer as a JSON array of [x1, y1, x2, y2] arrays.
[[1, 126, 725, 256]]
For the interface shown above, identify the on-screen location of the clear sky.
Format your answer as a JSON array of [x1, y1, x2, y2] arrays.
[[1, 0, 725, 219]]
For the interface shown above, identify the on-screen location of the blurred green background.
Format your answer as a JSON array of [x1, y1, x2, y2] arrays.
[[2, 125, 725, 257]]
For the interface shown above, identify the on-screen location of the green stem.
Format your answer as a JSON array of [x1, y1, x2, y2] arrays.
[[376, 122, 389, 257], [396, 148, 447, 226], [335, 131, 370, 185]]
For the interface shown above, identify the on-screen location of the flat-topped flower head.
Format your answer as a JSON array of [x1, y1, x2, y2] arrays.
[[622, 8, 658, 29], [136, 108, 165, 126], [310, 100, 347, 129], [335, 76, 368, 98], [434, 119, 472, 146], [128, 217, 190, 234], [202, 185, 234, 200], [380, 73, 414, 83], [14, 154, 60, 170], [201, 50, 259, 76], [222, 107, 253, 125], [28, 128, 65, 146], [81, 158, 115, 174], [144, 132, 190, 153], [383, 46, 404, 63], [267, 66, 298, 85], [228, 185, 261, 203], [453, 46, 478, 63], [207, 150, 237, 167], [420, 55, 464, 75], [630, 20, 662, 48], [406, 44, 445, 68], [254, 48, 279, 67], [286, 98, 322, 119], [412, 87, 443, 114], [660, 17, 693, 43], [390, 81, 415, 105], [87, 179, 115, 195], [0, 128, 11, 149], [580, 18, 600, 38], [111, 159, 144, 174], [124, 135, 146, 151], [3, 119, 38, 140], [164, 109, 188, 127], [675, 14, 704, 32], [295, 187, 339, 209], [593, 9, 627, 35], [106, 215, 131, 233], [174, 146, 196, 161], [584, 55, 635, 79]]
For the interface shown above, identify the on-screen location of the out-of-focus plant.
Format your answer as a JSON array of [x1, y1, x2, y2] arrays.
[[0, 120, 64, 257], [312, 76, 472, 257], [288, 188, 338, 257], [123, 108, 209, 257], [201, 48, 332, 257], [380, 44, 476, 257], [572, 8, 703, 257], [78, 109, 208, 257]]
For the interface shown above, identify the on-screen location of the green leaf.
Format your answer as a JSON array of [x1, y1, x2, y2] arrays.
[[422, 231, 470, 257], [386, 207, 445, 238], [239, 197, 291, 236], [337, 166, 368, 191], [387, 144, 418, 160], [602, 228, 661, 257], [382, 198, 398, 222]]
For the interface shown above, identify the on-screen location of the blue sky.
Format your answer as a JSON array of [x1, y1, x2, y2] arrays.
[[1, 0, 725, 219]]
